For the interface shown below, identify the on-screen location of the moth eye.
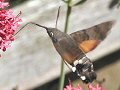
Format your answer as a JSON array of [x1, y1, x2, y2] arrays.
[[50, 32, 54, 37]]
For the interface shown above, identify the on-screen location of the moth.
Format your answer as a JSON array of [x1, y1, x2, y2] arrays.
[[17, 20, 115, 84], [17, 8, 115, 83]]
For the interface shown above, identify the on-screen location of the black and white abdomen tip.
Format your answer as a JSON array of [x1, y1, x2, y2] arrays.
[[72, 56, 96, 83]]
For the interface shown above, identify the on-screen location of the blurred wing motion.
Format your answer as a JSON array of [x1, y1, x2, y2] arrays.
[[70, 21, 115, 53]]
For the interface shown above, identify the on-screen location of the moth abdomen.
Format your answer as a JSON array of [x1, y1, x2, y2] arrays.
[[72, 56, 96, 83]]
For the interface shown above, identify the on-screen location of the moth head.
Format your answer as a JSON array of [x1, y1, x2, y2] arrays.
[[29, 23, 64, 43], [46, 28, 66, 43]]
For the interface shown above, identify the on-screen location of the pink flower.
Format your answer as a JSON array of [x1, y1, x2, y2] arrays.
[[64, 80, 82, 90], [64, 80, 105, 90], [0, 0, 22, 55], [88, 84, 105, 90], [0, 0, 9, 8]]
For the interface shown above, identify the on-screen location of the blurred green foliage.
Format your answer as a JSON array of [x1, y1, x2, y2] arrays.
[[7, 0, 27, 7], [62, 0, 87, 6], [73, 0, 87, 6]]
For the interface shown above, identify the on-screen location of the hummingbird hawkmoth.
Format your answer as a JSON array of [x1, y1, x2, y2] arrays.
[[17, 8, 115, 83], [30, 21, 115, 84]]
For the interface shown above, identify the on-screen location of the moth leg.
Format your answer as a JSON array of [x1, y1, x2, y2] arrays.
[[63, 59, 73, 71], [63, 59, 80, 73], [63, 59, 83, 78]]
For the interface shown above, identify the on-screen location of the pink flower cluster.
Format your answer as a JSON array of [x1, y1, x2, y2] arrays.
[[0, 0, 9, 8], [64, 81, 82, 90], [0, 0, 22, 53], [88, 84, 105, 90], [64, 81, 105, 90]]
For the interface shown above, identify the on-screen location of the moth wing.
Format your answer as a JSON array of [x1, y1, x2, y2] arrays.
[[70, 21, 115, 53]]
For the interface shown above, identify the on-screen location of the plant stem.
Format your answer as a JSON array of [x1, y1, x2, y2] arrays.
[[58, 4, 71, 90]]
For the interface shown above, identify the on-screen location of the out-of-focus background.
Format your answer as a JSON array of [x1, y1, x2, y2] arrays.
[[0, 0, 120, 90]]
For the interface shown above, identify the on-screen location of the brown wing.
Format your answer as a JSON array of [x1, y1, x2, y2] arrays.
[[70, 21, 115, 53]]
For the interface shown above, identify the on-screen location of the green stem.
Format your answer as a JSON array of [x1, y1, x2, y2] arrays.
[[58, 4, 71, 90]]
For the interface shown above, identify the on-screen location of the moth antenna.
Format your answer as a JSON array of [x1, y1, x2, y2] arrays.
[[14, 22, 48, 36], [55, 6, 61, 28]]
